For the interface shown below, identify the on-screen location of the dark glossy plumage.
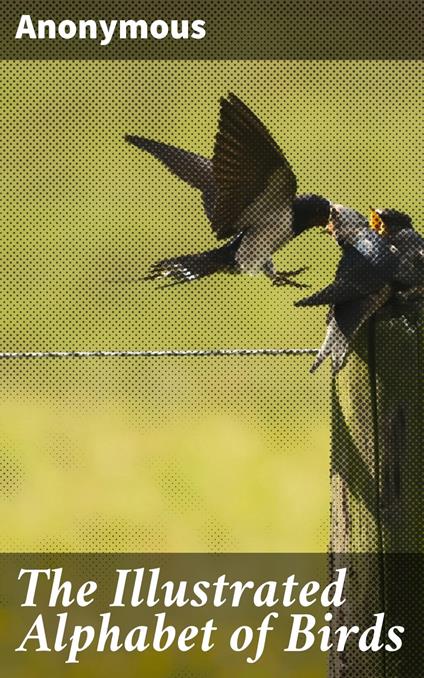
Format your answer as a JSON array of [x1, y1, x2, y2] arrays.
[[297, 211, 423, 372], [126, 93, 329, 286]]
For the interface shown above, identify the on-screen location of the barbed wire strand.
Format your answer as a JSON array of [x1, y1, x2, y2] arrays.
[[0, 348, 318, 360]]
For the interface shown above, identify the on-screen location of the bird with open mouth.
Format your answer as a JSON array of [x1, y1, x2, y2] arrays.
[[125, 94, 422, 374], [125, 93, 331, 288], [296, 208, 424, 373]]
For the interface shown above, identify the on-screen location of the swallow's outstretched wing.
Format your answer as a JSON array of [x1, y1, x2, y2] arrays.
[[124, 136, 212, 189], [125, 94, 328, 284], [211, 93, 297, 240], [211, 94, 302, 275], [124, 135, 216, 220], [125, 93, 298, 242]]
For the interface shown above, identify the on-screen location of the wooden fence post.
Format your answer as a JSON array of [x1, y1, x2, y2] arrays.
[[329, 304, 424, 677]]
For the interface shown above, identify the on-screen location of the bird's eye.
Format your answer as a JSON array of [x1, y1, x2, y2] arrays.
[[420, 249, 424, 257], [390, 245, 399, 254]]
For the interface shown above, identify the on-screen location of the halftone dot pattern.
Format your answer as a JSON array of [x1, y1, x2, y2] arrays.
[[0, 448, 25, 500], [150, 456, 203, 513], [44, 432, 87, 471], [329, 309, 423, 676], [0, 59, 422, 569], [76, 516, 168, 551]]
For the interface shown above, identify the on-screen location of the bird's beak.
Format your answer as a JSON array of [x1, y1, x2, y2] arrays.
[[369, 208, 386, 236]]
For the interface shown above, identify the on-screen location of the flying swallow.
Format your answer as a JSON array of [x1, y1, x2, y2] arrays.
[[296, 209, 424, 372], [125, 93, 330, 287]]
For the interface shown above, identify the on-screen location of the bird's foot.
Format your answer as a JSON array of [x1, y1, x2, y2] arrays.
[[271, 267, 310, 288]]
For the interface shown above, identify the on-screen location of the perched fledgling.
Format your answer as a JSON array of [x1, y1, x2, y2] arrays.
[[326, 203, 368, 246], [297, 208, 424, 373], [126, 93, 330, 287]]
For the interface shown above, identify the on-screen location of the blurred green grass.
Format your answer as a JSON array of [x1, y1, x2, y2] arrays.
[[0, 60, 421, 552]]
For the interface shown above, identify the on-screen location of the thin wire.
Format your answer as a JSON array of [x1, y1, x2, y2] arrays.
[[0, 348, 318, 360]]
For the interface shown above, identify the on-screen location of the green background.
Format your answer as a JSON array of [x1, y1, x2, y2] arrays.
[[0, 60, 422, 552]]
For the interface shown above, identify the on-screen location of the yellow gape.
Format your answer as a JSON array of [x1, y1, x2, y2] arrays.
[[369, 208, 386, 235]]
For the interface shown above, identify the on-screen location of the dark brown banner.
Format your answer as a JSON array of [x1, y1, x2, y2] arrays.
[[1, 0, 422, 60]]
